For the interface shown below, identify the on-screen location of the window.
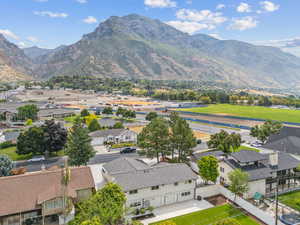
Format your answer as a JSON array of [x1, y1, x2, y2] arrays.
[[174, 182, 178, 186], [220, 167, 225, 173], [181, 191, 191, 197], [151, 185, 159, 190], [44, 198, 63, 210], [185, 180, 192, 184], [129, 190, 138, 194]]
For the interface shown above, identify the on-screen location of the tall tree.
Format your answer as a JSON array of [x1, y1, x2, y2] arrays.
[[112, 122, 124, 129], [228, 169, 249, 200], [17, 104, 39, 121], [65, 117, 95, 166], [0, 155, 13, 177], [80, 109, 90, 117], [208, 130, 241, 153], [42, 120, 68, 154], [70, 183, 126, 225], [197, 156, 219, 184], [250, 120, 283, 143], [145, 112, 158, 121], [17, 126, 45, 155], [102, 107, 113, 115], [88, 119, 101, 132], [138, 117, 170, 162], [170, 114, 196, 161]]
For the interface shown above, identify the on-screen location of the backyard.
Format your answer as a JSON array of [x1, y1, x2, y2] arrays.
[[149, 204, 260, 225], [278, 190, 300, 212], [179, 104, 300, 123]]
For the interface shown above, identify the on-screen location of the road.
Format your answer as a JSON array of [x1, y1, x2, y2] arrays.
[[16, 152, 140, 172]]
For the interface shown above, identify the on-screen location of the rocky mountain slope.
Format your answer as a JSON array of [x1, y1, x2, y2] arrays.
[[0, 34, 33, 81], [2, 14, 300, 88]]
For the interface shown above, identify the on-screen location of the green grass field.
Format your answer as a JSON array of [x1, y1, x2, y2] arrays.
[[179, 104, 300, 123], [278, 191, 300, 212], [237, 145, 260, 152], [150, 204, 259, 225], [0, 146, 65, 161]]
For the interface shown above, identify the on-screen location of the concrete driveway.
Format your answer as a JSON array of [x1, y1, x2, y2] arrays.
[[142, 200, 214, 225]]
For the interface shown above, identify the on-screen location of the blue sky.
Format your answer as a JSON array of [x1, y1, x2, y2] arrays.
[[0, 0, 299, 49]]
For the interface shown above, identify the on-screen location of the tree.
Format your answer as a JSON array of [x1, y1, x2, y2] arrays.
[[0, 155, 13, 177], [17, 104, 39, 121], [208, 130, 241, 153], [102, 107, 113, 115], [42, 120, 68, 154], [200, 96, 212, 104], [17, 126, 45, 155], [113, 121, 124, 129], [116, 107, 125, 117], [198, 156, 219, 184], [25, 119, 33, 126], [138, 117, 171, 162], [80, 109, 90, 117], [70, 183, 126, 225], [228, 169, 249, 200], [65, 117, 95, 166], [84, 114, 98, 126], [88, 119, 101, 132], [170, 113, 196, 161], [250, 120, 283, 143], [213, 218, 241, 225], [145, 112, 158, 121], [80, 217, 102, 225]]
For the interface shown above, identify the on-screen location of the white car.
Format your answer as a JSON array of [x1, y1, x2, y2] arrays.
[[27, 155, 45, 162]]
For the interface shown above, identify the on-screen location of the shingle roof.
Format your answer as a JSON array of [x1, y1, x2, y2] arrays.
[[0, 167, 95, 216], [4, 131, 20, 141], [104, 158, 198, 191], [263, 126, 300, 155], [231, 150, 267, 163], [192, 150, 225, 161], [89, 129, 129, 138], [98, 118, 117, 127]]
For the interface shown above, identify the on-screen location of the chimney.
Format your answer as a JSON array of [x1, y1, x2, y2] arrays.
[[269, 152, 278, 168]]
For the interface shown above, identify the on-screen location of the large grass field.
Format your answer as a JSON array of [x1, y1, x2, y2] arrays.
[[278, 190, 300, 212], [150, 204, 259, 225], [179, 104, 300, 123]]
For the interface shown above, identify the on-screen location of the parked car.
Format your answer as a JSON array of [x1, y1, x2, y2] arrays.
[[251, 141, 262, 147], [27, 155, 45, 162], [120, 147, 136, 154]]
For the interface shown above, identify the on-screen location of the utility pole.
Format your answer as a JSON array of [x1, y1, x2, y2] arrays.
[[275, 176, 279, 225]]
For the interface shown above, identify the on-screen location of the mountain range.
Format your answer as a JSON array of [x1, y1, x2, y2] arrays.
[[1, 14, 300, 89]]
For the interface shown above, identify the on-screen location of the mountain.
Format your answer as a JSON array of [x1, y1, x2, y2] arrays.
[[32, 14, 300, 89], [0, 34, 33, 81], [24, 45, 67, 61]]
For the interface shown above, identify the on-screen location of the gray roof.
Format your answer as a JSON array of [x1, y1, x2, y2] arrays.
[[4, 131, 20, 141], [98, 118, 117, 127], [89, 129, 130, 138], [231, 150, 267, 163], [225, 152, 300, 181], [193, 150, 225, 161], [263, 126, 300, 155], [38, 109, 75, 117], [103, 158, 198, 191]]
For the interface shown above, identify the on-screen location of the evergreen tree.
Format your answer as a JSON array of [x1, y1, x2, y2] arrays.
[[80, 109, 90, 117], [88, 119, 101, 132], [145, 112, 158, 121], [0, 155, 13, 177], [65, 117, 95, 166]]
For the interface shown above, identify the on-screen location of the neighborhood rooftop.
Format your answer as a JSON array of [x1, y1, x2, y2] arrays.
[[103, 158, 198, 191], [0, 167, 94, 217], [231, 150, 267, 163], [89, 128, 130, 138]]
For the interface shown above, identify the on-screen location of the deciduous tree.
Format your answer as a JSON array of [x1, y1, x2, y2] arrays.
[[145, 112, 158, 121], [208, 130, 241, 153], [88, 119, 101, 132], [228, 169, 249, 200], [250, 120, 282, 143], [198, 155, 219, 184], [17, 126, 45, 155], [17, 104, 39, 121]]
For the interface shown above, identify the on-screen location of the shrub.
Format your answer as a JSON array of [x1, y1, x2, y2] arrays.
[[111, 142, 134, 149], [0, 141, 16, 149]]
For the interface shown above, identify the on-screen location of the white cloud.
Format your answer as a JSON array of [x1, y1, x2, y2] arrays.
[[77, 0, 87, 3], [237, 2, 251, 13], [166, 21, 214, 34], [0, 29, 19, 40], [27, 36, 39, 43], [144, 0, 177, 8], [229, 16, 258, 31], [260, 1, 280, 12], [216, 4, 225, 10], [176, 9, 227, 24], [34, 11, 68, 18], [83, 16, 98, 24]]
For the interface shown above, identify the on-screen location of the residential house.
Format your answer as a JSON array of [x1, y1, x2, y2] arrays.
[[0, 131, 20, 144], [190, 150, 225, 173], [219, 150, 300, 198], [89, 129, 137, 146], [98, 118, 117, 128], [102, 158, 198, 210], [38, 109, 75, 120], [0, 167, 95, 225]]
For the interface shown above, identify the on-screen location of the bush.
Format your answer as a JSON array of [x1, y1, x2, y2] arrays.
[[111, 142, 134, 149], [0, 141, 16, 149]]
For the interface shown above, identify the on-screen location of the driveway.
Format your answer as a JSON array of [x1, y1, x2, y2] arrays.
[[142, 200, 214, 225]]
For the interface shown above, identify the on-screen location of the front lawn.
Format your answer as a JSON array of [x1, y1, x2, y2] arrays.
[[150, 204, 259, 225], [237, 145, 260, 152], [0, 146, 65, 161], [179, 104, 300, 123], [278, 190, 300, 212]]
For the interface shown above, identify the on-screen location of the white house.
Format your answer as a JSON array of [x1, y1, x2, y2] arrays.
[[89, 129, 137, 146], [101, 158, 198, 209]]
